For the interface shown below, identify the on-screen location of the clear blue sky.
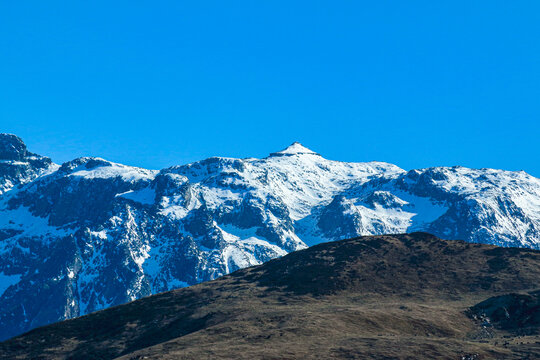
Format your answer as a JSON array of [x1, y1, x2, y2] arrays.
[[1, 1, 539, 176]]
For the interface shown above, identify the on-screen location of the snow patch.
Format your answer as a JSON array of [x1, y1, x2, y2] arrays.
[[117, 187, 156, 205], [0, 272, 21, 297], [270, 142, 320, 156], [69, 162, 156, 182]]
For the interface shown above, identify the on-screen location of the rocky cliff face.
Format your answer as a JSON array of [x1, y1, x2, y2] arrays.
[[0, 134, 55, 194], [0, 134, 539, 340]]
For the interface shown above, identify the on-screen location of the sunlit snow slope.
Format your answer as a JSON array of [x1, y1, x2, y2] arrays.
[[0, 134, 539, 340]]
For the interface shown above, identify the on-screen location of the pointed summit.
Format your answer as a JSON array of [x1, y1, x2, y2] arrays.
[[0, 133, 51, 163], [269, 142, 321, 157], [0, 133, 28, 161]]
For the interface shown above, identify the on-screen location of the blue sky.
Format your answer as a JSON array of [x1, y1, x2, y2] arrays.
[[1, 1, 539, 176]]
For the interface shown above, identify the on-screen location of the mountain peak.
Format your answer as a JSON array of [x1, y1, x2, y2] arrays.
[[0, 133, 28, 161], [270, 142, 320, 157]]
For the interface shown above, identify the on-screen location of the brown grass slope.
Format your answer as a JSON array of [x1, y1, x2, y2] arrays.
[[1, 232, 539, 359]]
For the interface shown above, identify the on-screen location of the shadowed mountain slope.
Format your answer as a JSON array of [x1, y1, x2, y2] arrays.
[[1, 233, 539, 359]]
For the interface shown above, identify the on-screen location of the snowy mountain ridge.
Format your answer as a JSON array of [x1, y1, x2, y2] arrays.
[[0, 133, 539, 340]]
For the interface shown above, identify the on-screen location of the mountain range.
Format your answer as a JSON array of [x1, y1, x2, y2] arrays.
[[0, 133, 539, 340]]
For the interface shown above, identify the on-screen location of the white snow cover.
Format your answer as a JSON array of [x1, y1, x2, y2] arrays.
[[218, 224, 289, 272], [68, 159, 157, 182], [0, 205, 74, 246], [271, 142, 320, 156], [117, 187, 156, 205], [0, 272, 21, 297], [178, 143, 403, 221]]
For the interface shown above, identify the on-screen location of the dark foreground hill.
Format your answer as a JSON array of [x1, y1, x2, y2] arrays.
[[1, 233, 540, 359]]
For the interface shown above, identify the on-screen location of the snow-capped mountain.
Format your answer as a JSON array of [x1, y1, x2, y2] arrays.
[[0, 134, 539, 340]]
